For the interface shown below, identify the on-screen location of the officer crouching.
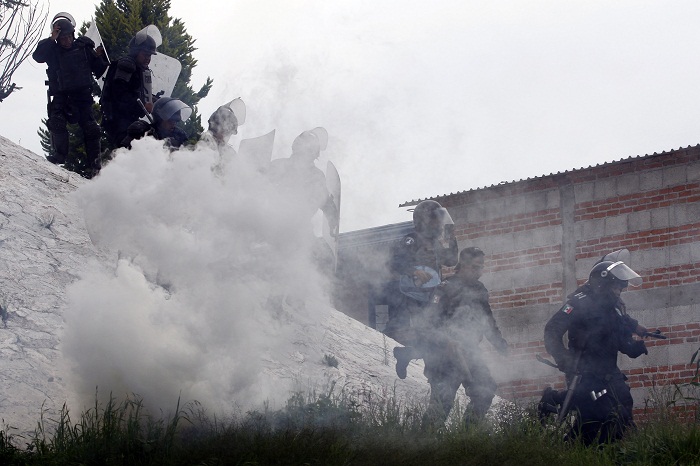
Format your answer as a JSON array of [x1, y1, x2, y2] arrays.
[[542, 254, 650, 445]]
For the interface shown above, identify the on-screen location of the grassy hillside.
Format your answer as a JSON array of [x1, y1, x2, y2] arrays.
[[1, 382, 698, 466]]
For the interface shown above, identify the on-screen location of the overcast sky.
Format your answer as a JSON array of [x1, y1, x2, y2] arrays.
[[3, 0, 700, 232]]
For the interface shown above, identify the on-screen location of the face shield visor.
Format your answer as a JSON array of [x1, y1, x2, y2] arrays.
[[209, 107, 238, 138], [155, 98, 192, 123], [131, 25, 162, 55], [602, 261, 642, 287], [600, 248, 631, 265], [208, 98, 246, 141], [424, 207, 455, 244]]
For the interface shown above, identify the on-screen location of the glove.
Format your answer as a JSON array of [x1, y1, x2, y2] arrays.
[[126, 120, 150, 138], [623, 339, 648, 358]]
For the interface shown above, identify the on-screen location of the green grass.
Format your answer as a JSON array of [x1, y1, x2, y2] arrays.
[[1, 386, 698, 466]]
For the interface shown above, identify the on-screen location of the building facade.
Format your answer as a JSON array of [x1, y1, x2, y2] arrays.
[[336, 146, 700, 410]]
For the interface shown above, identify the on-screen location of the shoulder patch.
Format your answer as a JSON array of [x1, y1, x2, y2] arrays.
[[404, 236, 415, 246], [562, 304, 574, 315]]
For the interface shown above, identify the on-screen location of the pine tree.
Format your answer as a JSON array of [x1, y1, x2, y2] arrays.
[[38, 0, 213, 177]]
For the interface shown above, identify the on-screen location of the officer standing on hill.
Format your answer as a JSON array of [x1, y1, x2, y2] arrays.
[[421, 247, 509, 427], [33, 12, 108, 177], [542, 255, 649, 444], [267, 128, 338, 233], [100, 26, 160, 146]]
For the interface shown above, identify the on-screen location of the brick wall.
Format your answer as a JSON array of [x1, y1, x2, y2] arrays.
[[432, 146, 700, 407], [337, 146, 699, 409]]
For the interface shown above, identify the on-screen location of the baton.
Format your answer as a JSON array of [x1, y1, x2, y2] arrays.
[[137, 98, 154, 124]]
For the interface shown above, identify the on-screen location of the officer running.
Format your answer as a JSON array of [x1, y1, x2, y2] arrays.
[[541, 253, 650, 444], [386, 200, 458, 363], [421, 247, 509, 427]]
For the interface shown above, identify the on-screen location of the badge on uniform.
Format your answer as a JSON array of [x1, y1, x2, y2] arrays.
[[562, 304, 574, 314], [432, 295, 441, 304], [404, 237, 415, 246]]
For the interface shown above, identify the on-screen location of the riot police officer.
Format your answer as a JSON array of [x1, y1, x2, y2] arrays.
[[422, 247, 509, 426], [386, 200, 458, 369], [120, 97, 191, 150], [542, 257, 648, 444], [201, 99, 246, 152], [100, 26, 159, 146], [33, 12, 108, 177]]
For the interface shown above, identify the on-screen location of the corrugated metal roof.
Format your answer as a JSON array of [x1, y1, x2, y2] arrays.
[[338, 221, 413, 251], [399, 145, 698, 207]]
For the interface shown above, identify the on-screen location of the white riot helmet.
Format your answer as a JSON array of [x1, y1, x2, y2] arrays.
[[208, 98, 246, 142], [152, 97, 192, 123], [412, 200, 454, 241], [129, 25, 161, 56], [589, 260, 642, 291], [292, 127, 328, 160]]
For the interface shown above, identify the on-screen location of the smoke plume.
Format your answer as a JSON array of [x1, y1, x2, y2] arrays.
[[62, 137, 331, 415]]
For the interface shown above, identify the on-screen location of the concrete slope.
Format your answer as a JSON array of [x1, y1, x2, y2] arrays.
[[0, 136, 430, 435]]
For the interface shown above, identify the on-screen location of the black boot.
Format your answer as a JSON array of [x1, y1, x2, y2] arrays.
[[393, 346, 414, 379], [537, 386, 560, 423]]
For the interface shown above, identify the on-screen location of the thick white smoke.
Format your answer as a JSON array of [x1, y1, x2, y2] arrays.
[[62, 136, 332, 415]]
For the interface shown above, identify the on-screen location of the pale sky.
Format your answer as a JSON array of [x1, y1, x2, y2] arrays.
[[3, 0, 700, 232]]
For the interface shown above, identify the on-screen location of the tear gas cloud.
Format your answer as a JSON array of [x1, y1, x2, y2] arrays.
[[62, 137, 332, 415]]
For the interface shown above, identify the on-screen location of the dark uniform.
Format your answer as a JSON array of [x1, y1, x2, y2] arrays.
[[33, 22, 107, 175], [544, 271, 647, 444], [100, 29, 158, 146], [267, 128, 339, 276], [423, 270, 508, 425], [120, 97, 190, 150], [383, 225, 458, 343]]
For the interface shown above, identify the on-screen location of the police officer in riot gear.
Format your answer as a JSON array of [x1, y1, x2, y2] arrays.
[[200, 98, 246, 158], [267, 128, 339, 277], [267, 128, 338, 234], [120, 97, 191, 150], [422, 247, 509, 426], [385, 200, 458, 342], [33, 12, 108, 177], [542, 255, 649, 444], [385, 199, 458, 375], [100, 26, 159, 146]]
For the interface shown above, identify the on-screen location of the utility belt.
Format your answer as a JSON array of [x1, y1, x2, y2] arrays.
[[576, 370, 626, 403]]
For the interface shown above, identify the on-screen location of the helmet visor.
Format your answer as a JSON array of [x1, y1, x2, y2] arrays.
[[156, 99, 192, 122], [133, 25, 162, 55], [601, 248, 631, 265], [606, 261, 642, 287], [425, 207, 454, 241]]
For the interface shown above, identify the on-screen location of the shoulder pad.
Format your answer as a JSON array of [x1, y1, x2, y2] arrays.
[[117, 57, 137, 73]]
